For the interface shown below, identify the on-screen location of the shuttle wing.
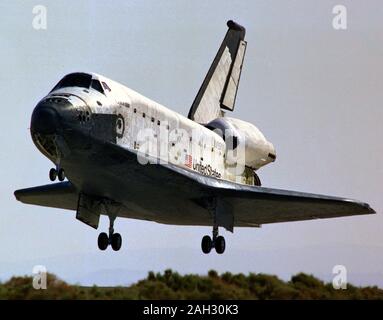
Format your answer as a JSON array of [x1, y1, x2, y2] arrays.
[[14, 181, 78, 211], [164, 164, 375, 230], [188, 20, 247, 124]]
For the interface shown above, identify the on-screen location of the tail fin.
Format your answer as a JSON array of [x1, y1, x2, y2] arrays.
[[188, 20, 247, 124]]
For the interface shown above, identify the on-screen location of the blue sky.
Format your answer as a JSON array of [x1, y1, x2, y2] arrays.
[[0, 0, 382, 286]]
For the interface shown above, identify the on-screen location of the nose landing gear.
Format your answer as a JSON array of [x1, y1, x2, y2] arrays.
[[49, 167, 65, 181], [49, 168, 57, 181]]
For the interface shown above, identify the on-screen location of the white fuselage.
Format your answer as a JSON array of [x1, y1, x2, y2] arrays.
[[48, 72, 275, 185]]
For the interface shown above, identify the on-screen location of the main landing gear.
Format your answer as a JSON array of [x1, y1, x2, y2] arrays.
[[201, 225, 226, 254], [49, 167, 65, 181], [97, 215, 122, 251]]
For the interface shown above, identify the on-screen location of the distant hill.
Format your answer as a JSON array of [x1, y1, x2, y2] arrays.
[[1, 270, 382, 299]]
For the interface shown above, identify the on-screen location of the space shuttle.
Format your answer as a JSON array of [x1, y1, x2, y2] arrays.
[[14, 21, 374, 254]]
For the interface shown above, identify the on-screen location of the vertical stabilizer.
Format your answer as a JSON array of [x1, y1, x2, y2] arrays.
[[188, 20, 247, 124]]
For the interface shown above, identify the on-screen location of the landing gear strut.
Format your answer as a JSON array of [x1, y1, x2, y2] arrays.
[[201, 225, 226, 254], [49, 167, 65, 181], [98, 215, 122, 251]]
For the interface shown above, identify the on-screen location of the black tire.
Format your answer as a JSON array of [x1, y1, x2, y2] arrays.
[[111, 233, 122, 251], [201, 235, 212, 254], [215, 236, 226, 254], [98, 232, 109, 250], [58, 168, 65, 181], [49, 168, 57, 181]]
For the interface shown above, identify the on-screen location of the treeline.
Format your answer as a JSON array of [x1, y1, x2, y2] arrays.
[[1, 270, 382, 299]]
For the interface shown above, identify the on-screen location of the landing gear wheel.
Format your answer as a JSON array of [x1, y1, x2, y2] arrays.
[[49, 168, 57, 181], [58, 168, 65, 181], [98, 232, 109, 250], [111, 233, 122, 251], [215, 236, 226, 254], [201, 235, 212, 254]]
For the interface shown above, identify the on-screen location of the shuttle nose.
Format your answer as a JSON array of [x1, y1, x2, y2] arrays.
[[30, 97, 76, 159], [31, 98, 75, 135], [30, 105, 59, 134]]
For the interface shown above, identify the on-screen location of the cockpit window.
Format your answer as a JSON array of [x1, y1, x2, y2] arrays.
[[91, 79, 104, 94], [102, 81, 111, 92], [51, 73, 92, 92]]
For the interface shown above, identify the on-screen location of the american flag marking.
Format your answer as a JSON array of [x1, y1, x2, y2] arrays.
[[184, 154, 192, 168]]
